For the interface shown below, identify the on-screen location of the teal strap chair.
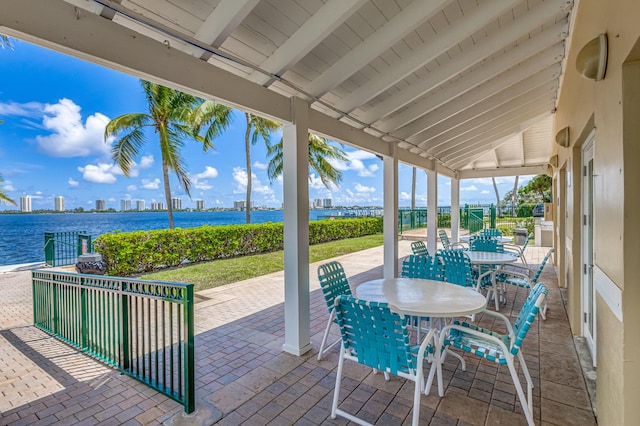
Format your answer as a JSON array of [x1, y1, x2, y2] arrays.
[[469, 236, 504, 253], [331, 295, 440, 426], [401, 254, 444, 281], [497, 248, 554, 319], [436, 249, 476, 288], [317, 261, 352, 360], [481, 228, 503, 237], [410, 240, 429, 257], [438, 283, 548, 426], [438, 229, 467, 250], [504, 233, 532, 266]]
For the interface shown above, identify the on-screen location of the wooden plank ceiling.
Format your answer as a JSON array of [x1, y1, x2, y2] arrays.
[[69, 0, 573, 176]]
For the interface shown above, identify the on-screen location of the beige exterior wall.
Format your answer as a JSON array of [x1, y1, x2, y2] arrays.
[[552, 0, 640, 423]]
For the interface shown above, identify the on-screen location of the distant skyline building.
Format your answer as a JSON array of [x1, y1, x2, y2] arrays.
[[196, 200, 205, 210], [120, 199, 131, 211], [151, 202, 165, 210], [312, 198, 332, 209], [323, 198, 332, 208], [234, 200, 251, 210], [54, 196, 64, 212], [20, 195, 32, 213], [171, 197, 182, 210], [136, 200, 145, 211], [95, 199, 106, 211]]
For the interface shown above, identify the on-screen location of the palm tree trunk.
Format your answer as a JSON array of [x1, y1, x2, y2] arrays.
[[492, 177, 501, 217], [512, 176, 519, 216], [411, 167, 416, 210], [244, 112, 252, 224], [162, 157, 174, 229]]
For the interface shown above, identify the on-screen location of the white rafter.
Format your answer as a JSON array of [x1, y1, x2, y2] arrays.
[[194, 0, 260, 49], [334, 0, 520, 113], [305, 0, 450, 97], [360, 1, 568, 124], [409, 76, 558, 145], [248, 0, 367, 86], [519, 132, 526, 166]]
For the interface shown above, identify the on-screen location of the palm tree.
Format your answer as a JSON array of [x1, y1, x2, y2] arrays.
[[267, 132, 348, 193], [0, 175, 16, 206], [105, 80, 228, 229], [241, 113, 280, 223], [1, 35, 12, 50]]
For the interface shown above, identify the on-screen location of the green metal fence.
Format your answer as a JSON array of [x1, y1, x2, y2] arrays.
[[32, 271, 195, 413], [44, 231, 93, 267], [398, 208, 452, 233]]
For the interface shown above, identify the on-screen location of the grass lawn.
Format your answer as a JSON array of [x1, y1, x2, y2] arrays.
[[142, 234, 384, 292]]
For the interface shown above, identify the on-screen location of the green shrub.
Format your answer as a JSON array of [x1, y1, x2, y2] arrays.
[[94, 218, 383, 276]]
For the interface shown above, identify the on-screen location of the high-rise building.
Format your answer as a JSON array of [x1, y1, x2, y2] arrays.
[[20, 195, 32, 213], [323, 198, 332, 208], [151, 202, 165, 210], [120, 199, 131, 211], [136, 200, 145, 211], [171, 197, 182, 210], [196, 200, 205, 210], [234, 200, 246, 210], [96, 199, 106, 211], [54, 196, 64, 212]]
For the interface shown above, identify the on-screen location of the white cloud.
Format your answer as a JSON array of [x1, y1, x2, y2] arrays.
[[108, 197, 116, 202], [191, 166, 218, 190], [141, 178, 160, 190], [126, 185, 137, 191], [253, 161, 268, 170], [68, 178, 79, 187], [77, 163, 117, 183], [330, 149, 380, 177], [354, 183, 375, 193], [460, 185, 478, 191], [32, 99, 113, 158], [481, 190, 490, 194], [35, 191, 42, 195], [194, 166, 218, 179], [0, 101, 43, 117], [3, 180, 15, 191], [232, 167, 274, 195], [138, 155, 154, 169]]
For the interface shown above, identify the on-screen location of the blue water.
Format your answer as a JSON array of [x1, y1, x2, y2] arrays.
[[0, 210, 350, 266]]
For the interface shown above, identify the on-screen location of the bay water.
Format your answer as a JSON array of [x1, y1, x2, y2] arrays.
[[0, 209, 348, 266]]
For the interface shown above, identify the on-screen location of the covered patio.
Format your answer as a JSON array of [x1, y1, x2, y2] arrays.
[[0, 242, 595, 425]]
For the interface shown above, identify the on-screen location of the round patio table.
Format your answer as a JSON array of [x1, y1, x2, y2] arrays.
[[464, 251, 518, 310], [460, 235, 512, 243]]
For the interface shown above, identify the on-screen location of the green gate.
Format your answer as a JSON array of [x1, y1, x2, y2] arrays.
[[44, 231, 92, 267]]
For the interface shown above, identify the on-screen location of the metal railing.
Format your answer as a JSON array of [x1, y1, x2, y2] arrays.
[[44, 231, 93, 267], [32, 271, 195, 413]]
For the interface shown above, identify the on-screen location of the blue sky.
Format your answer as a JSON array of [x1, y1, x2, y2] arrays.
[[0, 40, 532, 211]]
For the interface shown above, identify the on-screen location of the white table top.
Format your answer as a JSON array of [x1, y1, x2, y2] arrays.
[[460, 235, 512, 243], [464, 251, 519, 265], [355, 278, 487, 318]]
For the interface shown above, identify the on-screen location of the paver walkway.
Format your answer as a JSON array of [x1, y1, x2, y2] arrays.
[[0, 240, 596, 425]]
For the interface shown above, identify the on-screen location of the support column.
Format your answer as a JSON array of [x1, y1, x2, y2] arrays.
[[427, 169, 438, 254], [282, 97, 312, 356], [450, 177, 460, 242], [383, 147, 398, 279]]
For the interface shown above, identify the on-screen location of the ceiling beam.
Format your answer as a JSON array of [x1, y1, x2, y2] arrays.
[[335, 0, 520, 113], [518, 132, 526, 166], [361, 1, 568, 125], [403, 66, 560, 143], [377, 36, 565, 135], [493, 149, 501, 168], [419, 88, 557, 151], [305, 0, 449, 97], [249, 0, 367, 86], [442, 110, 552, 166], [194, 0, 261, 56], [458, 165, 548, 179]]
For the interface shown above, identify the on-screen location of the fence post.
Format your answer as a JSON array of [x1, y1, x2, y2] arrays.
[[120, 282, 130, 371], [490, 204, 496, 229], [183, 285, 195, 414], [44, 232, 55, 267], [81, 280, 88, 350]]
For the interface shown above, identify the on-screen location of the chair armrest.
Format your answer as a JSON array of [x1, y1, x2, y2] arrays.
[[478, 309, 515, 336], [498, 270, 532, 282], [503, 244, 523, 255], [440, 322, 512, 355], [500, 264, 532, 276], [451, 242, 469, 250]]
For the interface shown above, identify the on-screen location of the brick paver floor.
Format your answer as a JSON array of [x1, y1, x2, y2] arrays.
[[0, 239, 596, 425]]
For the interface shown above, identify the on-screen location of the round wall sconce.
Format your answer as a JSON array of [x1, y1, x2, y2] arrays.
[[576, 33, 608, 80], [555, 126, 570, 147]]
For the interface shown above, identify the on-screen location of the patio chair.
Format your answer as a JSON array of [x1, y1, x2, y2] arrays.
[[331, 295, 440, 426], [316, 261, 352, 360], [401, 254, 444, 281], [469, 236, 504, 253], [410, 240, 429, 257], [497, 248, 554, 319], [481, 228, 503, 237], [438, 229, 467, 250], [504, 233, 532, 266], [439, 282, 548, 426], [436, 249, 476, 288]]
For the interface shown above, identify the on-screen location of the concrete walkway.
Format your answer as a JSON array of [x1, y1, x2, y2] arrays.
[[0, 240, 596, 425]]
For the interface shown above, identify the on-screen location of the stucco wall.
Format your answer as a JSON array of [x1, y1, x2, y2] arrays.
[[552, 0, 640, 423]]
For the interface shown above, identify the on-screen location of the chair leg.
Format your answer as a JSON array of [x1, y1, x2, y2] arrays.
[[540, 300, 548, 320], [331, 350, 344, 420], [318, 310, 337, 360], [412, 370, 422, 426], [507, 357, 535, 426]]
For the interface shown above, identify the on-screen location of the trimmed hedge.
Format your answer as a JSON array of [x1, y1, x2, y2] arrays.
[[94, 218, 383, 276]]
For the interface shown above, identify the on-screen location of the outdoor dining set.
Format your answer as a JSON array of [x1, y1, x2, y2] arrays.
[[316, 229, 554, 426]]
